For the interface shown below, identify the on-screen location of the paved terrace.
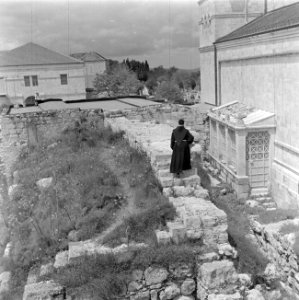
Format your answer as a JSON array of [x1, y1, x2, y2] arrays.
[[105, 116, 228, 248]]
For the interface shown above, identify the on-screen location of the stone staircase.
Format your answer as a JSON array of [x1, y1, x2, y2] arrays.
[[248, 194, 277, 211], [106, 117, 229, 248]]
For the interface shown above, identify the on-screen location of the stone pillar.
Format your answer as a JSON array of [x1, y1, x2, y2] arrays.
[[236, 130, 247, 177]]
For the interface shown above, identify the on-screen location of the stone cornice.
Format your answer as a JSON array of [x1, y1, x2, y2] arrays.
[[215, 27, 299, 49], [199, 45, 214, 53]]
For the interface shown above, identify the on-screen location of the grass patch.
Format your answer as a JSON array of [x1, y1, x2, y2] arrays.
[[257, 209, 299, 225], [103, 203, 176, 247], [211, 192, 269, 275], [3, 122, 127, 295]]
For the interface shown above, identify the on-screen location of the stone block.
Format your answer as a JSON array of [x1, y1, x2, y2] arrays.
[[173, 186, 194, 197], [208, 292, 242, 300], [198, 252, 219, 263], [186, 229, 203, 240], [131, 290, 150, 300], [182, 175, 201, 187], [144, 267, 168, 286], [197, 260, 238, 289], [155, 230, 172, 245], [128, 281, 143, 292], [167, 222, 187, 244], [163, 187, 173, 197], [181, 278, 196, 295], [160, 283, 180, 300], [36, 177, 53, 190], [159, 176, 174, 188], [54, 251, 69, 268], [169, 262, 194, 278], [150, 289, 158, 300], [23, 280, 65, 300], [174, 296, 194, 300], [245, 289, 265, 300], [40, 262, 54, 277], [0, 271, 11, 294], [193, 186, 209, 198], [169, 197, 185, 208]]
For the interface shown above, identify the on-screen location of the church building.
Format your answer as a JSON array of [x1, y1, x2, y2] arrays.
[[198, 0, 299, 208]]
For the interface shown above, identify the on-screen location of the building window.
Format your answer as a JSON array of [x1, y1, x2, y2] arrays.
[[32, 75, 38, 86], [24, 76, 30, 87], [60, 74, 68, 85]]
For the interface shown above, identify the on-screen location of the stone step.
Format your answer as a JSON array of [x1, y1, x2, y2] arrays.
[[182, 175, 201, 187], [166, 221, 187, 244], [250, 188, 269, 197], [266, 207, 277, 211], [262, 202, 277, 209], [151, 153, 172, 163]]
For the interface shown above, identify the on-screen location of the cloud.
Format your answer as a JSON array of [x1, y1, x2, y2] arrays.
[[0, 0, 200, 68]]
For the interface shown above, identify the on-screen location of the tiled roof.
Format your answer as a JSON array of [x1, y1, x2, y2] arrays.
[[216, 2, 299, 43], [70, 52, 106, 62], [0, 43, 82, 67]]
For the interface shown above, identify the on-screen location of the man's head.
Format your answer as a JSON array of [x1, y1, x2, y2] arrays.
[[178, 119, 184, 126]]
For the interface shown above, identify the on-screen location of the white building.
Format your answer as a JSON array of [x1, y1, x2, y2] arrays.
[[199, 0, 299, 208], [70, 52, 106, 89], [0, 42, 86, 104]]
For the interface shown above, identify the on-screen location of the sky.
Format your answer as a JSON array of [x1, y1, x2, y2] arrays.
[[0, 0, 200, 69]]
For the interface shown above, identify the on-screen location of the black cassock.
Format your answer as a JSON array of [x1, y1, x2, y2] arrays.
[[170, 126, 194, 174]]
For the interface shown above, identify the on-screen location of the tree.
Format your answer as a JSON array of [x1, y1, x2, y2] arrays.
[[94, 66, 141, 96], [155, 81, 183, 103]]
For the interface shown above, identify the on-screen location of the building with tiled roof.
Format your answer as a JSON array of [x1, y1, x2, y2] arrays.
[[70, 51, 106, 89], [198, 0, 299, 208], [0, 43, 86, 103]]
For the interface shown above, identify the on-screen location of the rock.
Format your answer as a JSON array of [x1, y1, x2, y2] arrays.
[[8, 184, 22, 200], [169, 263, 193, 278], [12, 170, 21, 184], [245, 289, 265, 300], [131, 269, 143, 282], [208, 292, 242, 300], [264, 289, 281, 300], [36, 177, 53, 190], [181, 278, 196, 295], [40, 262, 54, 277], [130, 290, 150, 300], [23, 280, 65, 300], [197, 260, 238, 290], [68, 230, 80, 242], [238, 273, 252, 287], [160, 283, 180, 299], [3, 242, 12, 258], [163, 187, 173, 197], [193, 186, 209, 198], [144, 267, 168, 286], [151, 289, 158, 300], [263, 263, 280, 283], [128, 281, 143, 292], [0, 271, 11, 294], [246, 200, 260, 208], [198, 252, 219, 263], [155, 230, 172, 245], [47, 142, 58, 150], [218, 243, 238, 259], [173, 186, 194, 197], [54, 251, 68, 268], [174, 296, 194, 300]]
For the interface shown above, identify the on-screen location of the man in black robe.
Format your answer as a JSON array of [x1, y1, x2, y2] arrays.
[[170, 119, 194, 177]]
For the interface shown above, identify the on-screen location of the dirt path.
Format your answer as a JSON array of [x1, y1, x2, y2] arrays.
[[94, 144, 140, 243]]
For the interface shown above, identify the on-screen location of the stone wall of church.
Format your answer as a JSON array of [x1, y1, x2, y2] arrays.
[[216, 28, 299, 208]]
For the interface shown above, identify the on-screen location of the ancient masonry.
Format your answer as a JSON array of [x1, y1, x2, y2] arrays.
[[105, 115, 228, 247]]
